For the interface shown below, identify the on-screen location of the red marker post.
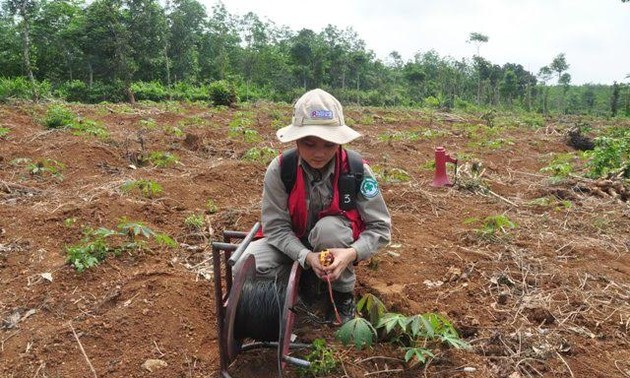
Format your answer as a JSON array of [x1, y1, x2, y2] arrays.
[[432, 146, 458, 187]]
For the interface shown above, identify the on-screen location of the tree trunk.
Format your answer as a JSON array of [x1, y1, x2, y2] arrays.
[[476, 76, 481, 105], [87, 59, 94, 88], [19, 3, 36, 99], [163, 45, 172, 100], [65, 48, 73, 81], [356, 73, 360, 105]]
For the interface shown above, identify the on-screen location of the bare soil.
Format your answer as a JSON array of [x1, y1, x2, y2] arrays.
[[1, 101, 628, 378]]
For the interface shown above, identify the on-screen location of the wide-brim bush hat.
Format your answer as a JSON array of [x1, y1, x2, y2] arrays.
[[276, 88, 361, 144]]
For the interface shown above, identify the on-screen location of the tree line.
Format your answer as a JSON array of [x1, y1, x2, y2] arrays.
[[1, 0, 628, 116]]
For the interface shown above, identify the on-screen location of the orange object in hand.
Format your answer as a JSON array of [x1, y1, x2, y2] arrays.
[[319, 249, 334, 267]]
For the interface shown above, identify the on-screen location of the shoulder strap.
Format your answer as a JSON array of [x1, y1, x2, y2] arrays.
[[344, 148, 364, 178], [281, 147, 364, 194], [280, 148, 298, 194]]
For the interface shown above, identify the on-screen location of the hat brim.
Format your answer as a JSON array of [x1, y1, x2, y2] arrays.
[[276, 124, 361, 144]]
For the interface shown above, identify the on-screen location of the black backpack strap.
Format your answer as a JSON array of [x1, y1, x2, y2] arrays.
[[345, 149, 364, 175], [280, 148, 298, 194], [344, 149, 364, 192]]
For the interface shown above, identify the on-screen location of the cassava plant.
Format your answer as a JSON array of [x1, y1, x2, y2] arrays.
[[121, 179, 163, 198], [335, 293, 470, 366], [66, 218, 176, 272]]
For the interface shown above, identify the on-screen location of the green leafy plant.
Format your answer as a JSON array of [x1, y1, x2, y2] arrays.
[[228, 112, 261, 143], [297, 339, 338, 377], [465, 214, 517, 240], [0, 127, 9, 138], [377, 130, 421, 142], [121, 179, 163, 198], [586, 129, 629, 178], [373, 166, 410, 183], [44, 104, 76, 129], [164, 126, 185, 137], [335, 317, 377, 350], [148, 151, 178, 168], [206, 198, 219, 214], [336, 294, 470, 366], [356, 293, 387, 325], [178, 115, 206, 128], [66, 227, 118, 272], [243, 146, 277, 164], [209, 80, 238, 106], [66, 219, 176, 272], [139, 118, 158, 129], [43, 104, 108, 138], [64, 217, 77, 227], [184, 213, 204, 230], [527, 196, 572, 211], [72, 119, 109, 138], [540, 153, 576, 181], [26, 159, 65, 179]]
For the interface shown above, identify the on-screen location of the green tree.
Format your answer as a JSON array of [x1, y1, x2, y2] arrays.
[[582, 85, 596, 114], [82, 0, 129, 87], [31, 0, 84, 82], [549, 53, 569, 84], [125, 0, 168, 83], [168, 0, 206, 83], [537, 65, 553, 114], [467, 32, 488, 56], [203, 1, 239, 81], [500, 69, 518, 105], [611, 81, 620, 117], [290, 28, 317, 89], [4, 0, 39, 92], [0, 10, 22, 76], [467, 32, 489, 104]]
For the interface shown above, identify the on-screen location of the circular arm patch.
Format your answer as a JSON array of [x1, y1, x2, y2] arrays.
[[360, 177, 379, 198]]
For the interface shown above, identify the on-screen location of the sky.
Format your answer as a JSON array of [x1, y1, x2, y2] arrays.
[[207, 0, 630, 85]]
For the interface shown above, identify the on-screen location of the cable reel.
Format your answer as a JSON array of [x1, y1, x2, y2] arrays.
[[211, 222, 311, 377]]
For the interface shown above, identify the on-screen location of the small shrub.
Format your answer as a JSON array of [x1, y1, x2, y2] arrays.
[[131, 81, 168, 102], [540, 153, 576, 181], [148, 151, 178, 168], [0, 77, 31, 101], [44, 104, 76, 129], [243, 146, 277, 164], [121, 179, 163, 198], [184, 213, 204, 230], [66, 229, 112, 272], [66, 219, 176, 272], [206, 199, 218, 214], [424, 96, 440, 108], [164, 126, 185, 137], [55, 80, 88, 102], [297, 339, 337, 377], [464, 214, 517, 240], [586, 129, 630, 178], [139, 118, 158, 129], [64, 217, 77, 227], [373, 166, 410, 184], [0, 127, 9, 138], [27, 159, 65, 180], [71, 119, 109, 138], [336, 293, 470, 365], [209, 80, 238, 107]]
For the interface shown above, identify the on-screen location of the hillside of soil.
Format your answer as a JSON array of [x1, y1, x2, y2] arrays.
[[1, 101, 628, 378]]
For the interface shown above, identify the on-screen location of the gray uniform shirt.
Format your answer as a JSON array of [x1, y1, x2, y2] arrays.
[[261, 153, 392, 268]]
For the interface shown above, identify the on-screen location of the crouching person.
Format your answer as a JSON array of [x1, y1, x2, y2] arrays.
[[235, 88, 391, 324]]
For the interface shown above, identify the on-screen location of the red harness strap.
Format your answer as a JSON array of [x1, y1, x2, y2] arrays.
[[288, 148, 365, 240]]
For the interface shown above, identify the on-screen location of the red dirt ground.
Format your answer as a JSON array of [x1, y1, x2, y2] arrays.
[[1, 101, 629, 378]]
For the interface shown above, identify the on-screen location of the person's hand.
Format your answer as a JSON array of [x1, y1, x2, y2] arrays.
[[305, 252, 327, 279], [321, 248, 357, 282]]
